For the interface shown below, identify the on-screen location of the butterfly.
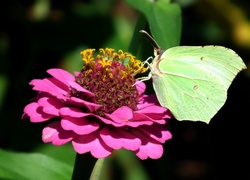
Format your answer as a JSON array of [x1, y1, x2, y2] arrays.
[[138, 30, 247, 123]]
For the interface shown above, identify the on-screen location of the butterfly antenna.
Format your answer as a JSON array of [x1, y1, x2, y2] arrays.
[[139, 30, 161, 54]]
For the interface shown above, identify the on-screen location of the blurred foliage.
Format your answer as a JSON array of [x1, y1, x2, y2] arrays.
[[0, 0, 249, 179], [0, 149, 72, 180]]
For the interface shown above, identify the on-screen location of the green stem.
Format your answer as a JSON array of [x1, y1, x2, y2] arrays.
[[71, 153, 97, 180], [127, 14, 147, 55], [89, 158, 105, 180]]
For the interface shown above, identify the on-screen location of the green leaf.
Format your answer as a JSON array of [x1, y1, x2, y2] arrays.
[[0, 149, 73, 180], [126, 0, 182, 49], [34, 144, 75, 167]]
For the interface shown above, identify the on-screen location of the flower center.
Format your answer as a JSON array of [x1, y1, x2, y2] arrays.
[[70, 48, 147, 117]]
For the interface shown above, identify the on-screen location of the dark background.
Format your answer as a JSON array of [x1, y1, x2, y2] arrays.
[[0, 0, 249, 179]]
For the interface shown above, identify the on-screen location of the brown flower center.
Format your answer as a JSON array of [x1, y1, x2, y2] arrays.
[[69, 48, 147, 117]]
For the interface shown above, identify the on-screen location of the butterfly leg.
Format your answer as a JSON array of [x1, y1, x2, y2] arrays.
[[131, 56, 153, 77], [133, 57, 153, 86]]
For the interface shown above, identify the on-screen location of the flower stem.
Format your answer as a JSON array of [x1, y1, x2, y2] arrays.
[[89, 158, 105, 180], [71, 153, 97, 180]]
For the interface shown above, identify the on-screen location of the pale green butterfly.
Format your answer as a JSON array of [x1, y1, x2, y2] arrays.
[[138, 30, 247, 123]]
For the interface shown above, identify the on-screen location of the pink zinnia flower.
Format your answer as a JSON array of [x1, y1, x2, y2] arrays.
[[22, 48, 172, 160]]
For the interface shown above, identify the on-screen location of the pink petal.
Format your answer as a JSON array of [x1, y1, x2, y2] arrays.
[[30, 78, 67, 99], [131, 128, 167, 159], [38, 97, 64, 116], [104, 106, 133, 125], [68, 97, 102, 112], [68, 81, 94, 97], [74, 72, 80, 76], [61, 117, 100, 135], [92, 115, 119, 126], [132, 112, 166, 125], [22, 102, 53, 122], [42, 121, 76, 145], [137, 94, 159, 106], [138, 124, 172, 143], [137, 104, 168, 114], [125, 113, 154, 127], [136, 106, 171, 120], [47, 68, 75, 85], [135, 94, 171, 123], [72, 131, 113, 158], [135, 81, 146, 95], [137, 94, 169, 114], [100, 127, 141, 151], [96, 113, 145, 128], [59, 107, 91, 118], [135, 140, 164, 160]]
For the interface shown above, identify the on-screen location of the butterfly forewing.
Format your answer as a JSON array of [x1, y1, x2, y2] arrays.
[[151, 45, 246, 122]]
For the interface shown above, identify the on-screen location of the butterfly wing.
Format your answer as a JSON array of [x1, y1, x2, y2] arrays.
[[151, 45, 246, 123]]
